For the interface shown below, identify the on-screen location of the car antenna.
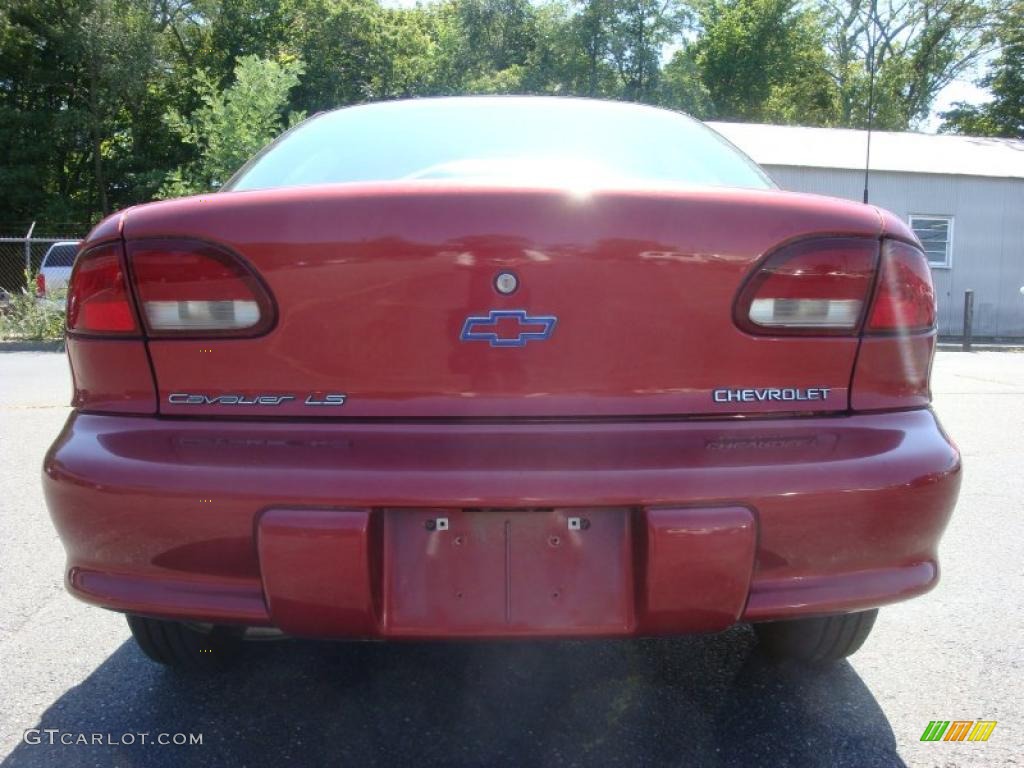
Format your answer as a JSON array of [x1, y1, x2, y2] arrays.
[[863, 0, 878, 204]]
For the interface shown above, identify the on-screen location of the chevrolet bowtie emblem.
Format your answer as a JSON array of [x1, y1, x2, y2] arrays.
[[460, 310, 558, 348]]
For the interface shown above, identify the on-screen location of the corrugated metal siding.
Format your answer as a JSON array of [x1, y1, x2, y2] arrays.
[[764, 165, 1024, 338]]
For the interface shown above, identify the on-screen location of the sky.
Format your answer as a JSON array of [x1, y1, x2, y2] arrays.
[[924, 80, 990, 132]]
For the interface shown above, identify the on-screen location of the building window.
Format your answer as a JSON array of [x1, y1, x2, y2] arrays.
[[909, 215, 953, 268]]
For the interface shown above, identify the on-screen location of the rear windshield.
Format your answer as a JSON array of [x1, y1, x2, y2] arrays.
[[42, 244, 78, 267], [226, 98, 773, 192]]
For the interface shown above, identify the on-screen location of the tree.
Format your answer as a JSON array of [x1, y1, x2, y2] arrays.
[[940, 0, 1024, 137], [419, 0, 541, 93], [459, 0, 538, 73], [79, 0, 158, 215], [373, 6, 444, 97], [286, 0, 389, 110], [1, 0, 1015, 232], [693, 0, 837, 122], [516, 1, 582, 94], [567, 0, 617, 96], [606, 0, 689, 101], [159, 55, 305, 197], [0, 0, 159, 225], [659, 48, 713, 116], [206, 0, 292, 77], [820, 0, 998, 129]]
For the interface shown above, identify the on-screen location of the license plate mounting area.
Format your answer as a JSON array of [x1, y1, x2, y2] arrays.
[[382, 508, 634, 636]]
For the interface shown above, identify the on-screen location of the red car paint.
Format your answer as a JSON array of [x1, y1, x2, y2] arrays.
[[46, 408, 958, 635], [43, 104, 960, 639], [126, 185, 888, 418]]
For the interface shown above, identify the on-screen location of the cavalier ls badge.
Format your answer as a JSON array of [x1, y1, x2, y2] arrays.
[[460, 310, 557, 348], [168, 393, 347, 406]]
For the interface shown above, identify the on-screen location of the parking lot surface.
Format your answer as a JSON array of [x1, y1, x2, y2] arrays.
[[0, 349, 1021, 767]]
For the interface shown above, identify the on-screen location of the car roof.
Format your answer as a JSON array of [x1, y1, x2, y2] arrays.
[[44, 241, 81, 252], [42, 241, 81, 266]]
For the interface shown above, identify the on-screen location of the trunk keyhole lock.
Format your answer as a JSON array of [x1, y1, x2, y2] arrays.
[[494, 271, 518, 295]]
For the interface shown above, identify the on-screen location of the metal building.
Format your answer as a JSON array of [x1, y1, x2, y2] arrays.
[[710, 121, 1024, 339]]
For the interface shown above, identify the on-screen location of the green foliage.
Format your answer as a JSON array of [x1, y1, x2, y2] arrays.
[[821, 0, 996, 130], [0, 0, 1009, 231], [941, 1, 1024, 137], [159, 55, 306, 197], [659, 49, 713, 116], [0, 0, 160, 225], [0, 273, 66, 341], [606, 0, 690, 102], [287, 0, 391, 108], [693, 0, 836, 122]]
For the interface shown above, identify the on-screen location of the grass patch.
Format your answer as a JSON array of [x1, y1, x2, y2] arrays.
[[0, 272, 67, 341]]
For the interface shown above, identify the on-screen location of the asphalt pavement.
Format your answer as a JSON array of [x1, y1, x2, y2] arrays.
[[0, 349, 1021, 767]]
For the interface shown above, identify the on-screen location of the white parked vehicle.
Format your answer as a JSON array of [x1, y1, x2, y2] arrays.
[[36, 241, 80, 297]]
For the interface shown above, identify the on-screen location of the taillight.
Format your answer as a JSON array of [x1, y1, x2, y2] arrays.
[[735, 237, 879, 335], [852, 240, 936, 411], [35, 273, 46, 297], [127, 239, 275, 337], [865, 240, 936, 333], [67, 243, 139, 334]]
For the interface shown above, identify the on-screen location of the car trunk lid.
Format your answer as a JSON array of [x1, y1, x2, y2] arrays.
[[122, 183, 883, 418]]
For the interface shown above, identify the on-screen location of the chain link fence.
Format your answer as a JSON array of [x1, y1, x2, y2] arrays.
[[0, 228, 84, 296]]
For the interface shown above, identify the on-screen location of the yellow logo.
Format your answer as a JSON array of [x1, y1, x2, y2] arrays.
[[920, 720, 997, 742]]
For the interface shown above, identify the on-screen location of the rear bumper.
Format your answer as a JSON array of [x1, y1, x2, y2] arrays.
[[43, 409, 960, 637]]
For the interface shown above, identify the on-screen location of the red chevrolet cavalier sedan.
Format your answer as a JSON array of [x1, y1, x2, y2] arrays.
[[43, 97, 961, 671]]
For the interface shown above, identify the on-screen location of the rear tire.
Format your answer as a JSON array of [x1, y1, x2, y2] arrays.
[[753, 609, 878, 664], [127, 614, 243, 671]]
